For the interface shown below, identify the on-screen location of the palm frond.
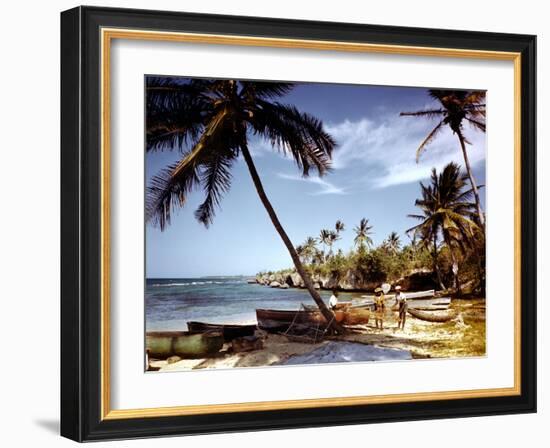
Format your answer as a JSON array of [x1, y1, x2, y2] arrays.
[[466, 117, 486, 132], [146, 78, 214, 152], [146, 121, 203, 153], [240, 81, 295, 100], [250, 101, 335, 176], [408, 161, 481, 259], [170, 109, 230, 179], [464, 91, 486, 104], [194, 149, 236, 226], [407, 213, 427, 221], [406, 220, 428, 236], [146, 159, 200, 230], [146, 77, 211, 111], [429, 89, 468, 105], [454, 187, 477, 203], [400, 109, 444, 118], [415, 120, 445, 162], [146, 108, 236, 229]]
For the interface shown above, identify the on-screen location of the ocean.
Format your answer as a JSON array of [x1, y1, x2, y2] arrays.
[[145, 276, 360, 331]]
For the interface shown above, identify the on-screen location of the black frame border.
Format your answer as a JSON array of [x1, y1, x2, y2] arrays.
[[61, 6, 536, 442]]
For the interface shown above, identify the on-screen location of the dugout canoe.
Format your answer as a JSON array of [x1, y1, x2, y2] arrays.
[[256, 308, 328, 332], [407, 308, 458, 323], [146, 331, 224, 359], [187, 321, 257, 341]]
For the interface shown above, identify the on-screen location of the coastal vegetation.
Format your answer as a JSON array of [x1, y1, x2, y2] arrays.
[[407, 162, 481, 294], [257, 162, 485, 296]]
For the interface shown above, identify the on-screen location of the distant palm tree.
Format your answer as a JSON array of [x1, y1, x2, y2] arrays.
[[384, 231, 401, 255], [400, 89, 486, 226], [146, 78, 343, 332], [354, 218, 374, 250], [312, 250, 325, 266], [299, 237, 318, 265], [407, 162, 479, 292], [295, 245, 306, 264], [319, 229, 332, 260], [335, 220, 345, 234], [406, 234, 419, 254], [327, 230, 340, 257]]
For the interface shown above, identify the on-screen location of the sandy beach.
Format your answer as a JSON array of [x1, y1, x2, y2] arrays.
[[148, 298, 485, 372]]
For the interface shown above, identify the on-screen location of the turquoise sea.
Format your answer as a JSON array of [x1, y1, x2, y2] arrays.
[[145, 276, 361, 331]]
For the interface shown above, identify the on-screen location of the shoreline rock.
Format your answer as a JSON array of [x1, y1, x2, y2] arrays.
[[256, 267, 437, 293]]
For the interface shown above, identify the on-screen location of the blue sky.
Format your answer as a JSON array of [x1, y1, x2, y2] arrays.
[[146, 82, 486, 278]]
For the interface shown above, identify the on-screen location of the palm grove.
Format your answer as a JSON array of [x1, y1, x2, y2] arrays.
[[146, 79, 486, 333]]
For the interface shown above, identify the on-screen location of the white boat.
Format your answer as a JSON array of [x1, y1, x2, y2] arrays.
[[338, 290, 450, 310], [359, 289, 435, 301]]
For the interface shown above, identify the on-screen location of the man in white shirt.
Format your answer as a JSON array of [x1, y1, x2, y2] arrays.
[[329, 290, 339, 309]]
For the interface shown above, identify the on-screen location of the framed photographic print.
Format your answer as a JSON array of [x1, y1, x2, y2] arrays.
[[60, 6, 536, 441]]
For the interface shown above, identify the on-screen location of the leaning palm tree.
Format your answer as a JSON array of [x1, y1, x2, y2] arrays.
[[400, 89, 486, 226], [353, 218, 374, 250], [146, 77, 343, 332], [407, 162, 479, 292]]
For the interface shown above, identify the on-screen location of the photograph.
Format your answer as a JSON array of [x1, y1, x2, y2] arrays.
[[144, 76, 487, 372], [56, 4, 537, 442]]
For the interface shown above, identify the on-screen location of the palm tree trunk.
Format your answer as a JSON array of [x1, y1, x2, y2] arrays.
[[444, 235, 461, 295], [433, 233, 446, 290], [241, 144, 344, 333], [458, 134, 485, 227]]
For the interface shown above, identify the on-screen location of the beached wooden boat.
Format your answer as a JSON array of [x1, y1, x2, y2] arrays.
[[410, 297, 451, 308], [187, 321, 257, 341], [146, 331, 224, 359], [407, 308, 457, 323], [342, 308, 370, 325], [256, 308, 328, 332], [409, 305, 451, 311], [361, 289, 435, 301], [302, 305, 346, 323]]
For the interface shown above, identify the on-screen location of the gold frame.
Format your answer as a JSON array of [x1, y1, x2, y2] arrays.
[[100, 28, 522, 421]]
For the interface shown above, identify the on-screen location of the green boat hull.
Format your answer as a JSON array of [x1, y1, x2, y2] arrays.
[[146, 331, 224, 359]]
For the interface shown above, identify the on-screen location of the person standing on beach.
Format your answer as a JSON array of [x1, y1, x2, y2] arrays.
[[374, 287, 386, 330], [329, 290, 339, 310], [394, 286, 408, 330]]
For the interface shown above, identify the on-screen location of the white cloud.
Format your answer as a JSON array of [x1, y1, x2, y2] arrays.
[[249, 112, 486, 191], [277, 173, 347, 195], [248, 136, 294, 160], [325, 114, 486, 189]]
